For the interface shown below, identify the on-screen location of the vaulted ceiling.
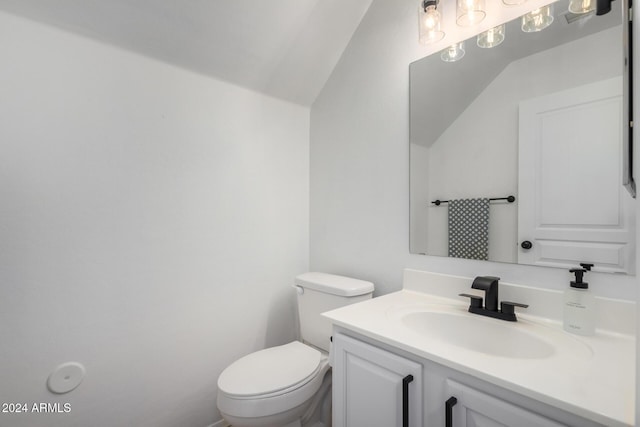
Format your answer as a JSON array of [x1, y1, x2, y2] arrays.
[[0, 0, 373, 106]]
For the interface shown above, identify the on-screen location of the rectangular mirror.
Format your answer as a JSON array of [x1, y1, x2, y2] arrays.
[[409, 0, 635, 273]]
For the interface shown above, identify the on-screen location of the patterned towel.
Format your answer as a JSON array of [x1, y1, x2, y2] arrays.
[[448, 198, 490, 260]]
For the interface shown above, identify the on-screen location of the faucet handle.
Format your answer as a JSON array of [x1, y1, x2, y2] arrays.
[[501, 301, 529, 316], [459, 293, 483, 309]]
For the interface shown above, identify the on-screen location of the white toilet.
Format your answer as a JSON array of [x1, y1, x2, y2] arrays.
[[217, 272, 374, 427]]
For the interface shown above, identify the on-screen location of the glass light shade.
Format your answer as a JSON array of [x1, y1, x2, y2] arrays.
[[569, 0, 595, 14], [418, 1, 445, 45], [477, 24, 505, 48], [521, 5, 554, 32], [441, 41, 466, 62], [456, 0, 486, 27], [502, 0, 527, 4]]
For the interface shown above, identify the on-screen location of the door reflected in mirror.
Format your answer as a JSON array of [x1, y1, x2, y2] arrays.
[[409, 0, 635, 273]]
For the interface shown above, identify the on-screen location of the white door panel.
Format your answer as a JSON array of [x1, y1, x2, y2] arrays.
[[518, 77, 635, 273]]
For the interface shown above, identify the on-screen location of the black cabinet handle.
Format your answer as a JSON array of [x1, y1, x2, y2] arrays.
[[402, 374, 414, 427], [521, 240, 533, 250], [445, 396, 457, 427]]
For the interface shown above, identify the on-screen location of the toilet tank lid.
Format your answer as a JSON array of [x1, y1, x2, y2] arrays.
[[295, 272, 374, 297]]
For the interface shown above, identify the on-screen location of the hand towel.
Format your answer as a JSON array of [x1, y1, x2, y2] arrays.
[[448, 198, 490, 260]]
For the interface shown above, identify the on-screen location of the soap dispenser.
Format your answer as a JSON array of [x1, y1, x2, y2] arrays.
[[563, 263, 595, 336]]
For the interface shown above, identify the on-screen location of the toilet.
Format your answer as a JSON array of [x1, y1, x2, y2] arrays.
[[217, 272, 374, 427]]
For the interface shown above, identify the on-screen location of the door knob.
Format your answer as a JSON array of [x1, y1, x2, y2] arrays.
[[521, 240, 533, 250]]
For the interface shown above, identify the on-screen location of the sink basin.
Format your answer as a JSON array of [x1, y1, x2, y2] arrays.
[[401, 310, 553, 358], [389, 305, 592, 360]]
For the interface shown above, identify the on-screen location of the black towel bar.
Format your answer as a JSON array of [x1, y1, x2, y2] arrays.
[[431, 196, 516, 206]]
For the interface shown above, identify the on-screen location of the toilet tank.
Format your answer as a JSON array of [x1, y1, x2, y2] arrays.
[[295, 272, 374, 352]]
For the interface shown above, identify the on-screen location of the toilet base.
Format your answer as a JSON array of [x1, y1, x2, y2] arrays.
[[218, 347, 333, 427], [221, 411, 298, 427], [219, 374, 332, 427]]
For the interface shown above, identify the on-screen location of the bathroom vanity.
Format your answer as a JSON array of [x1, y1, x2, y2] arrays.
[[323, 270, 635, 427]]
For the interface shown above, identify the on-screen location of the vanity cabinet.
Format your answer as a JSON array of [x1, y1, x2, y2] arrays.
[[332, 333, 423, 427], [332, 332, 603, 427], [445, 380, 564, 427]]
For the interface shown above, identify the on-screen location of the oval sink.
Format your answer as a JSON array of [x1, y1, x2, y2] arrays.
[[402, 310, 554, 359], [389, 305, 592, 360]]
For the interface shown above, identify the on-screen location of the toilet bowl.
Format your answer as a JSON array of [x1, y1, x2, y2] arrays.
[[217, 341, 330, 427], [217, 273, 374, 427]]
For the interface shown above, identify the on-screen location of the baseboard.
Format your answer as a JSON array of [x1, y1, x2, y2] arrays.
[[206, 419, 230, 427]]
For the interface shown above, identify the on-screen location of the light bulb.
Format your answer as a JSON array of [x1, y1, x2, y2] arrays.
[[456, 0, 486, 27], [441, 41, 465, 62], [521, 5, 554, 32], [477, 24, 505, 48], [419, 1, 445, 45], [569, 0, 595, 14]]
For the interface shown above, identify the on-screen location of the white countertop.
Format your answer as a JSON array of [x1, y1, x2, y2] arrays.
[[323, 288, 635, 426]]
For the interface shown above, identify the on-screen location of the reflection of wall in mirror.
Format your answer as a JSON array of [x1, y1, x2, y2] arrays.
[[418, 26, 621, 262], [410, 143, 430, 253]]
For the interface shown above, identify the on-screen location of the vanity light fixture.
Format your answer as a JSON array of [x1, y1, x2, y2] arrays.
[[477, 24, 505, 48], [441, 41, 466, 62], [419, 0, 445, 45], [502, 0, 528, 4], [521, 4, 554, 32], [456, 0, 486, 27], [568, 0, 595, 14]]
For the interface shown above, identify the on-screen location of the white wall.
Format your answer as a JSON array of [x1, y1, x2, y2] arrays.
[[0, 11, 309, 427], [410, 143, 430, 253], [310, 0, 636, 300]]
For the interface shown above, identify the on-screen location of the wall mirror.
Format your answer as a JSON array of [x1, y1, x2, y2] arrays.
[[409, 0, 635, 274]]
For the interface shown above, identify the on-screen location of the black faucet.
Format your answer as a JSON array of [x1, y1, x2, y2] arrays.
[[459, 276, 528, 322]]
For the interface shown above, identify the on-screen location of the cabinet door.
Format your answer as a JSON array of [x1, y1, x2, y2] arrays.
[[446, 380, 566, 427], [333, 333, 423, 427]]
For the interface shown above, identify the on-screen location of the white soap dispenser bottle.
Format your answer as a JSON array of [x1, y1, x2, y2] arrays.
[[563, 263, 595, 336]]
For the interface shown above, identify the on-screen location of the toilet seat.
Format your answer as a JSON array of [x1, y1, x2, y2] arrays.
[[217, 341, 330, 419], [218, 341, 322, 398]]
